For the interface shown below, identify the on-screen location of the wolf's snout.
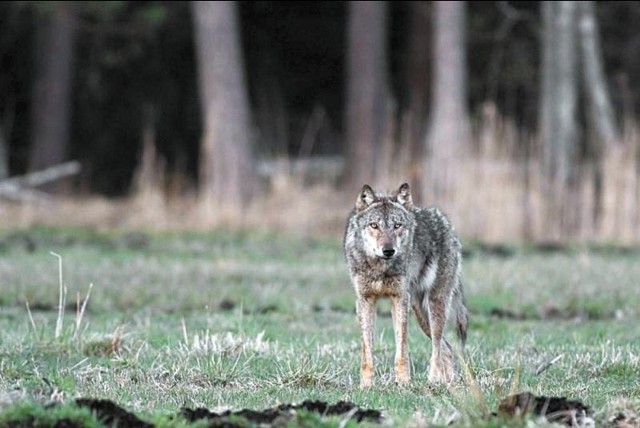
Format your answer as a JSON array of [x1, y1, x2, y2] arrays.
[[382, 247, 395, 258]]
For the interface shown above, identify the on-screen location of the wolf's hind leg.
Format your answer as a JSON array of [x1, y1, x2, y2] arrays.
[[412, 300, 431, 338], [426, 290, 455, 384]]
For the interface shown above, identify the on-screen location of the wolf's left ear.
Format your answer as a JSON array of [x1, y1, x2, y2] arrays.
[[396, 183, 413, 208], [356, 184, 376, 212]]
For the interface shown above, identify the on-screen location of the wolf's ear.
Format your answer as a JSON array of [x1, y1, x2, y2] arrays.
[[396, 183, 413, 208], [356, 184, 376, 212]]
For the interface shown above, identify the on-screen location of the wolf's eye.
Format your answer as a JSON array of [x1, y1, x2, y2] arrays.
[[394, 223, 402, 229], [369, 223, 379, 229]]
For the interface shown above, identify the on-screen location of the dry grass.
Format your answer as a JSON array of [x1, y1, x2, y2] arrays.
[[1, 107, 639, 244], [0, 184, 348, 237]]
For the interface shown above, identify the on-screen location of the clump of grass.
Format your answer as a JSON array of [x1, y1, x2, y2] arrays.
[[25, 252, 94, 343], [268, 355, 342, 389], [444, 351, 492, 425], [179, 329, 271, 357], [82, 328, 124, 357], [192, 353, 253, 388], [0, 401, 102, 427]]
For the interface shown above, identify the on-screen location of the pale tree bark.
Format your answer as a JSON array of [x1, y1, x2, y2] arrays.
[[539, 2, 621, 239], [192, 1, 255, 210], [540, 1, 578, 187], [578, 1, 619, 145], [539, 1, 579, 238], [29, 2, 76, 178], [345, 1, 388, 189], [577, 1, 620, 230], [424, 1, 469, 203]]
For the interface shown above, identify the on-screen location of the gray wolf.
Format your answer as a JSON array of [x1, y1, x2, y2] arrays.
[[343, 183, 468, 387]]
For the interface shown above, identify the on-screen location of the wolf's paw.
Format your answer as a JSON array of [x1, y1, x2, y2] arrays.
[[360, 366, 374, 388], [395, 372, 410, 386], [428, 356, 455, 384], [359, 377, 373, 389], [395, 360, 410, 386]]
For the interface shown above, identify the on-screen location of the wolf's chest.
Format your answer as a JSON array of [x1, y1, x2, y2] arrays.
[[357, 273, 406, 298]]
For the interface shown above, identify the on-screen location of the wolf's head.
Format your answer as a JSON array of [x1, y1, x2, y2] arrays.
[[353, 183, 416, 260]]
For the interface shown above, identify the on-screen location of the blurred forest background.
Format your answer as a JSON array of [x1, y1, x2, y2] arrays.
[[1, 1, 640, 243]]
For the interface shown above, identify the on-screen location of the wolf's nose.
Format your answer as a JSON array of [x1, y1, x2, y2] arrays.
[[382, 248, 395, 258]]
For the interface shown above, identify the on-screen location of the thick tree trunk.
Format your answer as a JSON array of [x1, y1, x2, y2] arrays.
[[578, 1, 619, 145], [192, 1, 255, 209], [405, 1, 431, 160], [345, 1, 388, 188], [540, 1, 578, 186], [424, 1, 469, 203], [539, 1, 579, 239], [29, 2, 76, 178], [577, 1, 619, 231]]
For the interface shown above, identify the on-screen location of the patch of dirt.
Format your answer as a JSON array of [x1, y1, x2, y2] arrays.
[[6, 394, 628, 427], [489, 304, 615, 321], [0, 230, 152, 255], [218, 298, 236, 311], [0, 233, 38, 253], [498, 392, 593, 427], [24, 300, 87, 313], [180, 399, 383, 425], [59, 398, 380, 427], [240, 303, 281, 315], [489, 307, 527, 320], [609, 411, 640, 428], [75, 398, 153, 427], [533, 242, 571, 254]]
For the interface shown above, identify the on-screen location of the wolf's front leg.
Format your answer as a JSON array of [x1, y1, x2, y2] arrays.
[[390, 292, 410, 385], [356, 295, 376, 388]]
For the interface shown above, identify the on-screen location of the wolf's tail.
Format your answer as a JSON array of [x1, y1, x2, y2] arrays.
[[452, 281, 468, 348]]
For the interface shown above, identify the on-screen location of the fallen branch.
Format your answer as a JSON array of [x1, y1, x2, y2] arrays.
[[0, 161, 81, 203]]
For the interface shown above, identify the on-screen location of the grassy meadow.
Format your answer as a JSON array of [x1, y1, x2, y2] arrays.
[[0, 227, 638, 426]]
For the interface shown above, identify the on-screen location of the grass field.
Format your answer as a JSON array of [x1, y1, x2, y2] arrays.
[[0, 227, 638, 426]]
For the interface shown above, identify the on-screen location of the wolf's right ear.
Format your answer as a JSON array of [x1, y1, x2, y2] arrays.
[[356, 184, 376, 212], [396, 183, 413, 208]]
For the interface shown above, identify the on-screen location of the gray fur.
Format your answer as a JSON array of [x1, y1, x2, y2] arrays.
[[344, 183, 468, 387]]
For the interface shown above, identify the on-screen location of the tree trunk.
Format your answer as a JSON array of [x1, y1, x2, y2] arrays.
[[192, 1, 255, 210], [578, 1, 619, 145], [0, 124, 8, 180], [540, 1, 579, 239], [541, 1, 578, 186], [424, 1, 469, 203], [577, 1, 619, 231], [405, 1, 431, 160], [29, 2, 76, 179], [345, 1, 388, 188]]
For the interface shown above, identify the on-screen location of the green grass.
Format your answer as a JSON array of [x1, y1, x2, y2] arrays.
[[0, 227, 639, 426]]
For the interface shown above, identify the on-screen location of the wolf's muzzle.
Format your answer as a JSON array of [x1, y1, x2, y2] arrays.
[[382, 247, 395, 258]]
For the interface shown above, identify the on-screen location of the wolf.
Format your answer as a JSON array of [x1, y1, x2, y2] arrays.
[[343, 183, 468, 387]]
